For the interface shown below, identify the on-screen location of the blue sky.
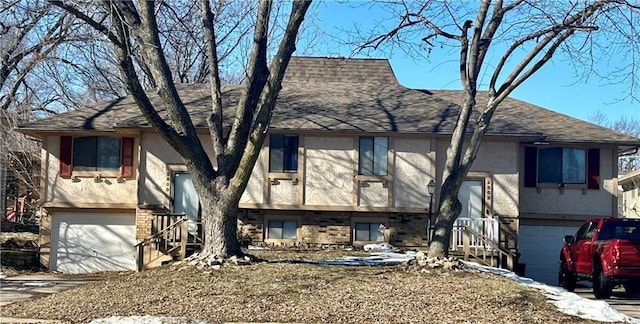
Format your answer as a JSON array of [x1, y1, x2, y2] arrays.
[[304, 1, 640, 123]]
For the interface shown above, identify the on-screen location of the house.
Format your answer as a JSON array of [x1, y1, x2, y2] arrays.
[[1, 114, 41, 224], [619, 169, 640, 218], [16, 56, 640, 284]]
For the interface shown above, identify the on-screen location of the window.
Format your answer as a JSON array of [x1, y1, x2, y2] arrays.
[[355, 222, 385, 242], [598, 222, 640, 241], [59, 136, 134, 178], [525, 147, 599, 189], [73, 136, 121, 172], [359, 136, 388, 176], [538, 148, 586, 184], [267, 220, 297, 239], [269, 134, 298, 173]]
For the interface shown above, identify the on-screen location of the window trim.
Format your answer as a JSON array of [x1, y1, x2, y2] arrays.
[[524, 146, 599, 190], [537, 147, 587, 185], [358, 136, 389, 176], [268, 134, 299, 174], [351, 217, 388, 245], [264, 215, 300, 243], [59, 135, 135, 179]]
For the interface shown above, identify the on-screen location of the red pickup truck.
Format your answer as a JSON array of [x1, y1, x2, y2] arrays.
[[559, 218, 640, 299]]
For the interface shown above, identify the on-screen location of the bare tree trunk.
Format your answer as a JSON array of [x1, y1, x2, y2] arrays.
[[428, 167, 466, 258], [199, 190, 242, 257]]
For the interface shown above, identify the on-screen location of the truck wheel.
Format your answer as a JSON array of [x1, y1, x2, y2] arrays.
[[593, 263, 612, 299], [558, 262, 576, 292]]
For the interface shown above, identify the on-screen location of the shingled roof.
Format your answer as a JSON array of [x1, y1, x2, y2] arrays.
[[17, 56, 640, 148]]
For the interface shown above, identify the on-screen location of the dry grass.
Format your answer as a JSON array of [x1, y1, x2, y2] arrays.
[[0, 250, 597, 324]]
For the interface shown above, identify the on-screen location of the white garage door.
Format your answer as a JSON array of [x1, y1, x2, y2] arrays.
[[518, 225, 578, 285], [52, 213, 136, 274]]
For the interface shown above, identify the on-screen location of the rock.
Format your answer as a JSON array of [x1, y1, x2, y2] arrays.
[[416, 251, 428, 266]]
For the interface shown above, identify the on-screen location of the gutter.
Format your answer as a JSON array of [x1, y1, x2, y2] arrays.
[[619, 147, 638, 157]]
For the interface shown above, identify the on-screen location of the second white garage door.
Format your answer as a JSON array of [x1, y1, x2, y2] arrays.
[[518, 225, 578, 285], [51, 213, 136, 274]]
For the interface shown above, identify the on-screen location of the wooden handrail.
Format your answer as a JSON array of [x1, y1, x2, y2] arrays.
[[135, 217, 187, 271], [462, 224, 518, 270]]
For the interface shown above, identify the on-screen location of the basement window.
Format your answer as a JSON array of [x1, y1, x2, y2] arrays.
[[354, 222, 385, 242], [267, 220, 297, 240]]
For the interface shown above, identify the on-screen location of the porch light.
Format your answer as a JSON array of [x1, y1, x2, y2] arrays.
[[427, 180, 436, 196]]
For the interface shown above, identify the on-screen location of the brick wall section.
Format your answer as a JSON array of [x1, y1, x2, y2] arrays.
[[39, 208, 51, 269], [238, 210, 264, 243], [135, 205, 168, 241], [498, 216, 519, 251], [238, 210, 430, 247], [389, 213, 429, 247], [284, 57, 399, 85], [301, 211, 351, 245]]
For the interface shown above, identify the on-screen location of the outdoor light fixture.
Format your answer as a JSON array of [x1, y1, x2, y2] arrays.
[[426, 179, 436, 243], [427, 179, 436, 196]]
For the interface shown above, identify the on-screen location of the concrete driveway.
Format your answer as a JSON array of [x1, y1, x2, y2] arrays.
[[0, 273, 95, 306], [574, 286, 640, 321]]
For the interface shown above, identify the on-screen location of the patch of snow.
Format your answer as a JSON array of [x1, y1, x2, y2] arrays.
[[244, 245, 268, 250], [461, 261, 640, 323], [363, 242, 396, 252], [317, 251, 415, 266], [0, 271, 5, 281], [22, 281, 54, 287]]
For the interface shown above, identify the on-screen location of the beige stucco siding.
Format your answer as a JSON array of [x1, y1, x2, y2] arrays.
[[471, 141, 519, 217], [358, 182, 388, 207], [267, 179, 297, 204], [304, 136, 355, 206], [138, 132, 229, 205], [435, 139, 520, 217], [240, 148, 265, 204], [393, 138, 432, 208], [520, 147, 616, 217], [44, 135, 136, 205]]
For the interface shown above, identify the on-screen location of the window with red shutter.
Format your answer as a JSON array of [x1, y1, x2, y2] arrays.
[[587, 148, 600, 189], [120, 137, 134, 178], [59, 136, 73, 178], [58, 136, 135, 178]]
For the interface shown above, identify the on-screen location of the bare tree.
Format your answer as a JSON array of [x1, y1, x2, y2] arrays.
[[589, 111, 640, 173], [52, 0, 312, 259], [359, 0, 640, 258], [1, 0, 71, 218]]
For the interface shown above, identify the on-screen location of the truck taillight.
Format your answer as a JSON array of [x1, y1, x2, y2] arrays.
[[612, 244, 620, 260]]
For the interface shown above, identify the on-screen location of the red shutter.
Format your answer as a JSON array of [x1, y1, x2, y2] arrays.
[[524, 147, 537, 188], [120, 137, 135, 178], [587, 148, 600, 190], [59, 136, 73, 178]]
